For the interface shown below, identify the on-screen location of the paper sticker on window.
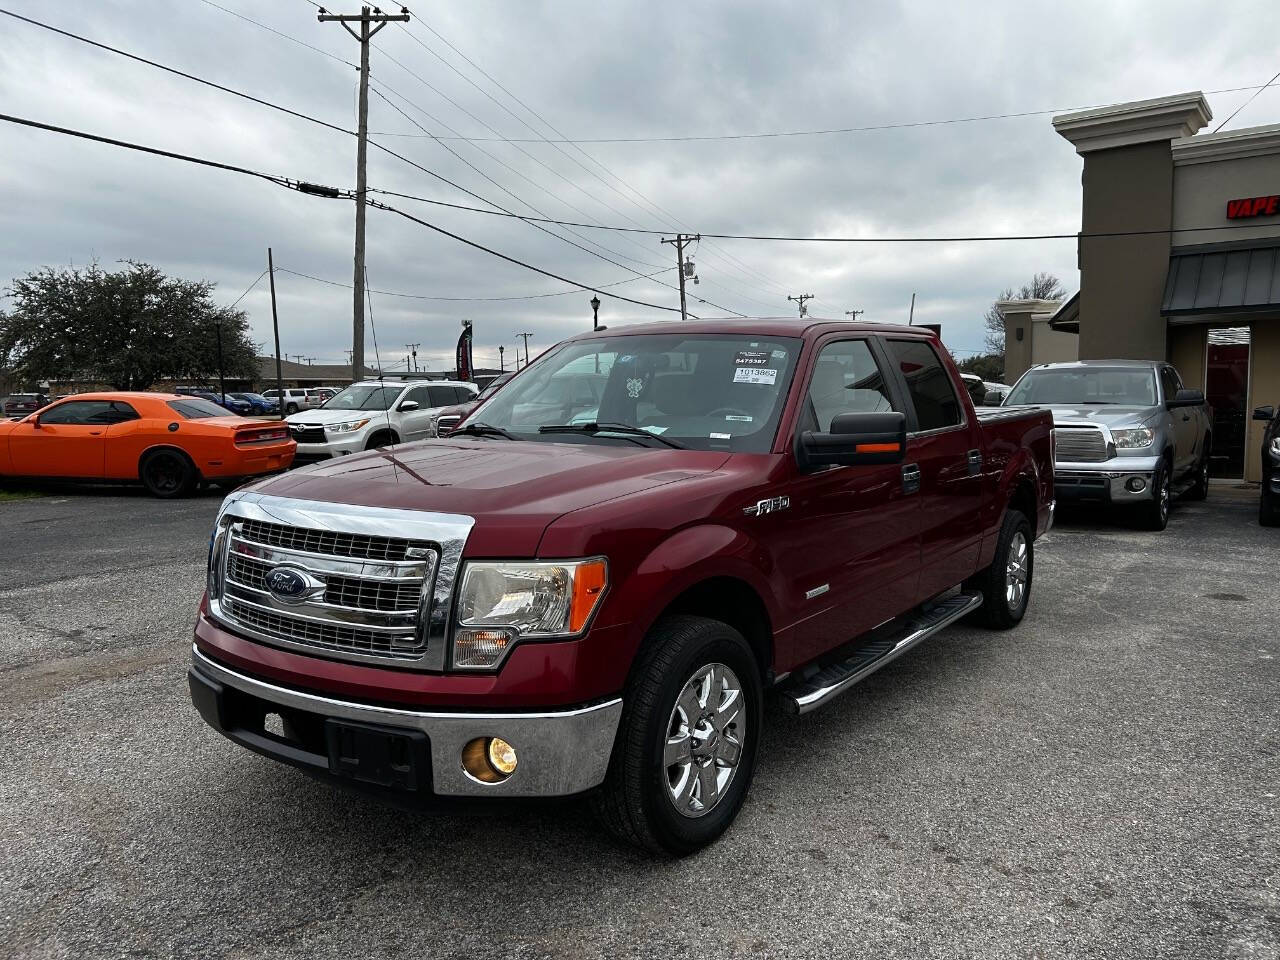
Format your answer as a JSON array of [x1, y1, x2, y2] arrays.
[[710, 432, 731, 440], [771, 349, 787, 360], [734, 367, 777, 385], [725, 414, 753, 422], [734, 350, 772, 368]]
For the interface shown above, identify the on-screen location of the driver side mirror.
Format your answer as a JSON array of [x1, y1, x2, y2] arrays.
[[1254, 405, 1276, 422], [797, 411, 907, 470], [983, 390, 1004, 406], [1168, 388, 1204, 409], [398, 400, 420, 412]]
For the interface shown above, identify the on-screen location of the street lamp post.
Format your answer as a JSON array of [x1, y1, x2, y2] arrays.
[[591, 294, 601, 331], [213, 317, 226, 402]]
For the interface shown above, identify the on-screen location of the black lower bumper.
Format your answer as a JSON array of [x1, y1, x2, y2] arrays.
[[189, 665, 433, 800]]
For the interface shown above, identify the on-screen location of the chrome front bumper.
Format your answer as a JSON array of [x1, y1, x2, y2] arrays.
[[1054, 455, 1161, 504], [190, 646, 622, 798]]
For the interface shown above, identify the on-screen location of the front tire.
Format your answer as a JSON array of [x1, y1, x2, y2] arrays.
[[1137, 460, 1171, 530], [966, 508, 1033, 629], [592, 616, 762, 857], [140, 449, 196, 499]]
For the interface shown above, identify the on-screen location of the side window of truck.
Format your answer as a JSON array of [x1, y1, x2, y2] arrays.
[[805, 340, 896, 432], [1159, 366, 1181, 402], [885, 339, 962, 432]]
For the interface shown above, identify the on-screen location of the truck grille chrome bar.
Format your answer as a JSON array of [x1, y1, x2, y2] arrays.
[[208, 492, 474, 671], [1053, 425, 1110, 463]]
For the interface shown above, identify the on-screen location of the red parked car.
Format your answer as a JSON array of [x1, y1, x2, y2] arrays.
[[189, 320, 1054, 854]]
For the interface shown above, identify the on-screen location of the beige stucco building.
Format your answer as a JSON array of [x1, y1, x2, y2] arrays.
[[1010, 92, 1280, 483]]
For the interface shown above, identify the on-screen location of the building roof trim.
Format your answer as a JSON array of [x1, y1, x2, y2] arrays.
[[1046, 292, 1081, 333], [1052, 91, 1212, 154], [1172, 122, 1280, 166]]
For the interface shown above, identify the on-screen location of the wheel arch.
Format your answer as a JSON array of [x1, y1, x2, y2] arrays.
[[137, 442, 200, 480]]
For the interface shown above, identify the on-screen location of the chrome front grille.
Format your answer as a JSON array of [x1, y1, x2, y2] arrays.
[[209, 493, 475, 670], [435, 415, 461, 436], [1054, 426, 1109, 463]]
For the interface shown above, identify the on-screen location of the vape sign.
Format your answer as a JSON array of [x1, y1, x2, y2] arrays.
[[1226, 195, 1280, 219]]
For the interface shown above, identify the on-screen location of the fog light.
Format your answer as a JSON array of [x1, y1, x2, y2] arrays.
[[461, 736, 518, 783], [1126, 477, 1147, 492]]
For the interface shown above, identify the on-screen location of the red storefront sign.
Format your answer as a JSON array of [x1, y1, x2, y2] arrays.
[[1226, 195, 1280, 219]]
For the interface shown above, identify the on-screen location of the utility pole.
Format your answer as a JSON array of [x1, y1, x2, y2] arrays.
[[406, 342, 420, 372], [318, 5, 410, 383], [660, 233, 699, 321], [908, 292, 916, 325], [268, 248, 283, 417], [845, 309, 865, 321], [787, 293, 814, 318], [517, 331, 534, 369]]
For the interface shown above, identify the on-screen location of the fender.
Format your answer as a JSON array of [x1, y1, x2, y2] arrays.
[[606, 522, 782, 658], [980, 446, 1045, 568]]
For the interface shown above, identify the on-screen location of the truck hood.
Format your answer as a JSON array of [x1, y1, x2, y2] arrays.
[[246, 438, 732, 554], [1020, 404, 1156, 428]]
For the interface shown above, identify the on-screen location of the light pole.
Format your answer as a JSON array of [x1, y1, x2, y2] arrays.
[[591, 294, 601, 331], [213, 316, 226, 401]]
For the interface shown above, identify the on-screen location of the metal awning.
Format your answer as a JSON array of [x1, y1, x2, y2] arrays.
[[1163, 240, 1280, 316]]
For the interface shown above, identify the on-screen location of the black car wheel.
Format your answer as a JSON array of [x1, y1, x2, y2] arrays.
[[592, 616, 762, 857], [965, 508, 1033, 629], [140, 449, 197, 499], [1137, 460, 1171, 531]]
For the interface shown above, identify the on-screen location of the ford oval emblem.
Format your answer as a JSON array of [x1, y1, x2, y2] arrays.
[[265, 566, 312, 603]]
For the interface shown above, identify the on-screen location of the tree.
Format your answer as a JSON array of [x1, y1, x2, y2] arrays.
[[956, 353, 1004, 382], [0, 261, 257, 391], [983, 272, 1066, 355]]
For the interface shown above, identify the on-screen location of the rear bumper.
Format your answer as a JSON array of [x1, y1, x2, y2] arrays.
[[1054, 455, 1160, 504], [188, 646, 622, 800]]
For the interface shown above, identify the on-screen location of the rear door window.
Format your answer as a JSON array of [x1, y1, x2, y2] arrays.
[[884, 339, 963, 432], [427, 386, 457, 407]]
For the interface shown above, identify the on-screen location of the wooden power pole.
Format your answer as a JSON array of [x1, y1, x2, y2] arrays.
[[268, 247, 283, 417], [787, 293, 814, 318], [318, 5, 410, 383], [661, 234, 699, 321]]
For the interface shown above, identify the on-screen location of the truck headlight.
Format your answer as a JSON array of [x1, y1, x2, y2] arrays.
[[1112, 427, 1154, 448], [452, 559, 608, 669], [326, 418, 371, 434]]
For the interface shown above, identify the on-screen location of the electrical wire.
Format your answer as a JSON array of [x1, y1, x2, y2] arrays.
[[228, 268, 270, 308], [1212, 69, 1280, 133], [195, 0, 357, 69], [275, 266, 675, 302]]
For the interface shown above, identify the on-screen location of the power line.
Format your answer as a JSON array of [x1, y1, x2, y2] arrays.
[[366, 82, 1280, 144], [1212, 69, 1280, 133], [228, 268, 270, 308], [274, 265, 674, 301], [195, 0, 357, 69]]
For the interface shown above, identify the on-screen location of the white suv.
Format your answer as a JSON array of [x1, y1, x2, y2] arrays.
[[263, 388, 323, 415], [285, 380, 478, 462]]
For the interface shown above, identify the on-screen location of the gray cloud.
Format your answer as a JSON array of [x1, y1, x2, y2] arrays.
[[1, 0, 1277, 373]]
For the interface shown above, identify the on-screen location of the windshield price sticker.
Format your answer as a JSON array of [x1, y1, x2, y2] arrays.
[[734, 350, 772, 368], [734, 367, 777, 385], [725, 414, 753, 422]]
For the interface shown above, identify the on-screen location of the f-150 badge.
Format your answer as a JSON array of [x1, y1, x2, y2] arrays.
[[743, 495, 790, 516]]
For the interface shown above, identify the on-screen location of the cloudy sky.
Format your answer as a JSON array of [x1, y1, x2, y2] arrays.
[[1, 0, 1277, 373]]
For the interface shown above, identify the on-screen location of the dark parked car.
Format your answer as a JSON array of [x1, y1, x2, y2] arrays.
[[1254, 403, 1280, 527], [230, 392, 279, 416], [174, 387, 252, 417], [431, 371, 514, 436], [3, 393, 49, 418]]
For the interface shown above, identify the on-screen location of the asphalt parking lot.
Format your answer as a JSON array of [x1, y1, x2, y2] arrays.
[[1, 487, 1277, 959]]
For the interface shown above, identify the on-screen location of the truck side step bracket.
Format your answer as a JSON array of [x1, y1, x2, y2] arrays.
[[778, 592, 983, 715]]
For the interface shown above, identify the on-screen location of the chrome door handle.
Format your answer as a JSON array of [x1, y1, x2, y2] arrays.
[[902, 463, 922, 495], [966, 449, 982, 476]]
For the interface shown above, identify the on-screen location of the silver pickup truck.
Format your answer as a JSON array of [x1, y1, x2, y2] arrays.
[[1000, 360, 1212, 530]]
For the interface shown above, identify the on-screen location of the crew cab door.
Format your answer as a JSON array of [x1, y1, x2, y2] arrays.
[[1161, 365, 1199, 475], [777, 337, 921, 664], [882, 339, 986, 600], [6, 400, 113, 478]]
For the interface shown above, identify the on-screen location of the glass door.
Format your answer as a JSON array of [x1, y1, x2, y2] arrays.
[[1205, 327, 1251, 479]]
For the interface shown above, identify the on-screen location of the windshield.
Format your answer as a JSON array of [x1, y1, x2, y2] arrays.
[[321, 383, 402, 411], [167, 398, 228, 419], [474, 333, 802, 452], [1006, 367, 1157, 406]]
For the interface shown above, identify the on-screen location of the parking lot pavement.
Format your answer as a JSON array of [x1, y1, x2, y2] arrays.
[[1, 491, 1277, 960]]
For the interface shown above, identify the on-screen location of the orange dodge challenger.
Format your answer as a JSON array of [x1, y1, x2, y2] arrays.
[[0, 392, 295, 497]]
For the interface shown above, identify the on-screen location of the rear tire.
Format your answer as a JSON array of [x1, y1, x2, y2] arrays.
[[965, 508, 1033, 630], [1136, 459, 1171, 530], [140, 449, 197, 499], [285, 403, 298, 415], [591, 615, 762, 857]]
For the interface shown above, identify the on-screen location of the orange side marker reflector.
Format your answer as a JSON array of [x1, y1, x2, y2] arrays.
[[854, 442, 901, 453]]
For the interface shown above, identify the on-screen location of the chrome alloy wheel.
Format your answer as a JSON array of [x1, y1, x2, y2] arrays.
[[1005, 530, 1029, 610], [1159, 469, 1171, 521], [664, 663, 745, 819]]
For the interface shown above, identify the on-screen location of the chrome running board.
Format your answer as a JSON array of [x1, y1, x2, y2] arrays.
[[779, 592, 983, 715]]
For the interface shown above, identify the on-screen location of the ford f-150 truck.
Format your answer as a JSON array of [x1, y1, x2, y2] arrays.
[[1002, 360, 1212, 530], [189, 320, 1054, 855]]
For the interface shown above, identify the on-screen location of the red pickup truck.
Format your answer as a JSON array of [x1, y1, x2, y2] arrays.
[[189, 320, 1054, 855]]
